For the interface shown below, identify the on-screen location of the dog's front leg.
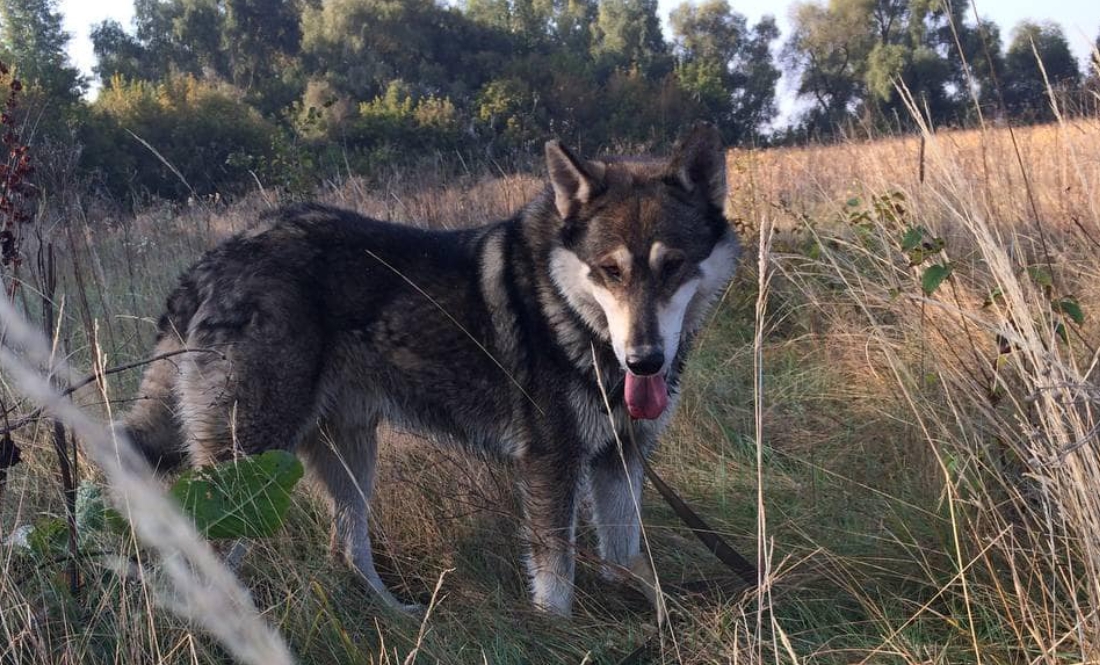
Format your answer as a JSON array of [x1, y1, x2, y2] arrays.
[[588, 436, 666, 623], [517, 453, 580, 616]]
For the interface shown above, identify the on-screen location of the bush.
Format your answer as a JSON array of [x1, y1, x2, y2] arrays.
[[80, 74, 278, 202], [345, 80, 464, 154]]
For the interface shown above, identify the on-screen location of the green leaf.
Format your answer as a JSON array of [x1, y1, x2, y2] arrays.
[[28, 517, 69, 559], [1055, 296, 1084, 325], [1026, 266, 1053, 289], [806, 239, 821, 260], [846, 197, 860, 208], [983, 287, 1004, 308], [901, 226, 923, 252], [922, 264, 952, 295], [170, 450, 304, 540], [1055, 322, 1068, 344]]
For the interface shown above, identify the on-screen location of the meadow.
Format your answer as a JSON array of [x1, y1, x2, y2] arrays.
[[1, 114, 1099, 663]]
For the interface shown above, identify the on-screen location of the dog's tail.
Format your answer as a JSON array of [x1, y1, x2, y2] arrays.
[[115, 280, 200, 472]]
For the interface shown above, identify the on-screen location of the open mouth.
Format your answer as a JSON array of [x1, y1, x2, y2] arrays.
[[624, 371, 669, 420]]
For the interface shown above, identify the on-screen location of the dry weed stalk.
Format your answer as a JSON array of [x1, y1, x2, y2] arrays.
[[0, 297, 295, 665]]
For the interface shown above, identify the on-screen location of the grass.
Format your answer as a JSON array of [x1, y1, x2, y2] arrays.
[[2, 115, 1100, 663]]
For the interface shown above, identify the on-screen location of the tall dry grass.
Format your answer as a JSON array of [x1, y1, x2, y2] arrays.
[[731, 114, 1100, 662], [1, 114, 1099, 663]]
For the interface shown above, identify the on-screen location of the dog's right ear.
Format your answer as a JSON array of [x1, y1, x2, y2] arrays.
[[545, 140, 605, 220]]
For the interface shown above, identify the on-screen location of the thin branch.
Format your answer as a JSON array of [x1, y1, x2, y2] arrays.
[[0, 346, 225, 436]]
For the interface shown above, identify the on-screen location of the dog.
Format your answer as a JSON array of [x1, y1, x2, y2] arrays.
[[118, 122, 740, 616]]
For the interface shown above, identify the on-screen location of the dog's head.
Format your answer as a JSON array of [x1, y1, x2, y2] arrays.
[[545, 123, 739, 420]]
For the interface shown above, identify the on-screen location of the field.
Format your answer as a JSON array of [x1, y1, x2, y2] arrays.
[[2, 116, 1100, 663]]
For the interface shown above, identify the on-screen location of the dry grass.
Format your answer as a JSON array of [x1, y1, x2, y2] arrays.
[[2, 117, 1100, 663]]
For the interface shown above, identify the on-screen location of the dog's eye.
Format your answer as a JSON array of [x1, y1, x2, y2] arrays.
[[662, 256, 684, 276], [601, 263, 623, 282]]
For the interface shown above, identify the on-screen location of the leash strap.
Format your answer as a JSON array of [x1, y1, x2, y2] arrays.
[[628, 421, 758, 587]]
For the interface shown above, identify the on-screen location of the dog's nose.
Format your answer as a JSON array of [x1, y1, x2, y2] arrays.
[[625, 348, 665, 376]]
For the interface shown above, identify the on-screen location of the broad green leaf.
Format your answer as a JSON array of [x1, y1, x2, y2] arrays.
[[1055, 296, 1084, 325], [1054, 322, 1068, 344], [170, 450, 304, 540], [901, 226, 923, 252], [922, 264, 952, 295], [846, 197, 860, 208]]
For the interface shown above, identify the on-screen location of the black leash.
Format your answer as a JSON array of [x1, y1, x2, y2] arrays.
[[617, 422, 758, 665], [627, 420, 758, 587]]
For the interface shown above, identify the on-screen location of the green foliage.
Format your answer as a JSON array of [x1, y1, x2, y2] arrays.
[[670, 1, 780, 143], [13, 452, 303, 611], [1055, 296, 1085, 326], [344, 80, 464, 159], [592, 0, 668, 74], [24, 0, 1096, 198], [91, 20, 153, 84], [80, 74, 278, 201], [1003, 21, 1082, 121], [0, 0, 84, 105], [784, 0, 1003, 135], [921, 263, 952, 295], [169, 450, 304, 540]]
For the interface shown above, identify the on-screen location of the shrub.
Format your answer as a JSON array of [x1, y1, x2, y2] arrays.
[[80, 74, 278, 202]]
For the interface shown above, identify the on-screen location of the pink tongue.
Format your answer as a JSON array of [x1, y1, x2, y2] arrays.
[[624, 373, 669, 420]]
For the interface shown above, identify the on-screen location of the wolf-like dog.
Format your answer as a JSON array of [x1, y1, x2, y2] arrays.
[[119, 123, 740, 616]]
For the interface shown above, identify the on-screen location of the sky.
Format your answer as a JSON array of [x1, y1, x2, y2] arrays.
[[59, 0, 1099, 100]]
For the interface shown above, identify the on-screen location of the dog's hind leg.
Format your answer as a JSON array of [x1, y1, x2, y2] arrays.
[[301, 409, 420, 614], [175, 307, 325, 465]]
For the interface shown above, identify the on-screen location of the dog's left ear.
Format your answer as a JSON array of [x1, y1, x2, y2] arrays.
[[545, 140, 606, 220], [668, 122, 727, 211]]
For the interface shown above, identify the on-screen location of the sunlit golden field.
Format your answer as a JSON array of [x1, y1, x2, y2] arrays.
[[2, 117, 1099, 663]]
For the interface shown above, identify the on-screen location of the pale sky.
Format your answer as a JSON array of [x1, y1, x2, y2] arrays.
[[59, 0, 1098, 100]]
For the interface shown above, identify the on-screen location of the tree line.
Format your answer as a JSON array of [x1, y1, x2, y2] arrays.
[[1, 0, 1098, 203]]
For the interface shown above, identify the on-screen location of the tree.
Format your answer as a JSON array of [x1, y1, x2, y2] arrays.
[[592, 0, 668, 74], [92, 0, 216, 84], [1002, 21, 1081, 121], [223, 0, 302, 88], [171, 0, 225, 75], [132, 0, 184, 78], [92, 20, 153, 83], [947, 13, 1004, 119], [302, 0, 510, 104], [670, 0, 779, 143], [782, 0, 1008, 135], [1084, 31, 1099, 111], [783, 0, 872, 134], [0, 0, 83, 104]]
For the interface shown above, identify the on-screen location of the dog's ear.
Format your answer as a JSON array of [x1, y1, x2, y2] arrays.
[[668, 122, 726, 211], [545, 140, 605, 220]]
